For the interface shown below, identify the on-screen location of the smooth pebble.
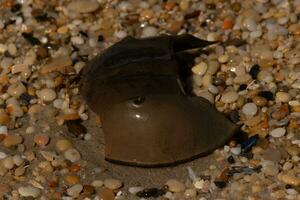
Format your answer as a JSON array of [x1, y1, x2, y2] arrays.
[[36, 88, 56, 102], [270, 127, 286, 138], [242, 103, 258, 116], [104, 178, 123, 190], [67, 184, 83, 197], [18, 186, 40, 198], [221, 91, 239, 103], [64, 148, 81, 162], [192, 62, 207, 76], [165, 179, 185, 193]]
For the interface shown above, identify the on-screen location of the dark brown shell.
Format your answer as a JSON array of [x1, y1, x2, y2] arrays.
[[80, 34, 238, 167]]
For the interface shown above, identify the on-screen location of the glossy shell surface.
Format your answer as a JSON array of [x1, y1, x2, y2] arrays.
[[80, 34, 238, 167]]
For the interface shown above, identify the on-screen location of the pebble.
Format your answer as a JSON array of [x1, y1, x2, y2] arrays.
[[91, 180, 104, 187], [221, 91, 239, 103], [231, 146, 241, 155], [67, 0, 99, 13], [276, 92, 291, 103], [36, 88, 56, 102], [34, 133, 50, 146], [269, 127, 286, 138], [257, 70, 274, 83], [104, 178, 123, 190], [129, 186, 144, 194], [242, 103, 258, 116], [141, 26, 158, 38], [13, 155, 24, 166], [56, 139, 73, 152], [66, 184, 83, 197], [282, 162, 293, 171], [2, 157, 14, 169], [192, 62, 207, 76], [286, 145, 300, 156], [263, 164, 279, 176], [3, 134, 23, 148], [64, 148, 81, 162], [206, 60, 220, 75], [184, 188, 197, 198], [98, 188, 115, 200], [0, 152, 7, 159], [7, 82, 26, 97], [165, 179, 185, 193], [281, 174, 300, 186], [18, 186, 41, 198], [65, 175, 80, 185]]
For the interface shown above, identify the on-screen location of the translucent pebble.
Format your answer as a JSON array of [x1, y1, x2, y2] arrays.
[[141, 26, 158, 38], [7, 82, 26, 97], [64, 148, 81, 162], [36, 88, 56, 102], [192, 62, 207, 76], [67, 184, 83, 197], [243, 18, 257, 31], [221, 91, 239, 103], [269, 127, 286, 138], [242, 103, 258, 116], [165, 179, 185, 193], [257, 70, 273, 83], [104, 178, 123, 190], [18, 186, 40, 198]]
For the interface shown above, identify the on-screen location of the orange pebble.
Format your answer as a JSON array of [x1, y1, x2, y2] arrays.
[[223, 19, 234, 30]]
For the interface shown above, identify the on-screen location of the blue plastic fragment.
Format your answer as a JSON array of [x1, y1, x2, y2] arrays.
[[241, 134, 259, 153]]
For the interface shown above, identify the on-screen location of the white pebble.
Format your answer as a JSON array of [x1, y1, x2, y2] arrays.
[[218, 54, 229, 63], [13, 155, 24, 166], [270, 127, 286, 138], [192, 62, 207, 76], [71, 36, 84, 45], [0, 126, 8, 134], [114, 30, 127, 39], [67, 184, 83, 197], [128, 186, 144, 194], [18, 186, 40, 198], [141, 26, 158, 38], [64, 148, 81, 162], [165, 179, 185, 193], [194, 179, 205, 189], [104, 178, 123, 190], [36, 88, 56, 102], [242, 103, 258, 116], [0, 152, 7, 160], [231, 146, 241, 155], [221, 91, 239, 103], [2, 157, 14, 169], [243, 18, 257, 31], [208, 84, 219, 94]]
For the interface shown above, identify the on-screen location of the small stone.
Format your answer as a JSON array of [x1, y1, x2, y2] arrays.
[[276, 92, 291, 103], [13, 155, 24, 166], [141, 26, 158, 38], [3, 134, 23, 148], [242, 103, 258, 117], [184, 188, 197, 198], [36, 88, 56, 102], [104, 178, 123, 190], [82, 185, 95, 195], [218, 54, 229, 63], [258, 91, 274, 100], [165, 179, 185, 193], [7, 82, 26, 97], [272, 105, 289, 120], [281, 174, 300, 186], [14, 166, 25, 176], [221, 91, 239, 103], [129, 186, 144, 194], [257, 70, 273, 83], [0, 152, 7, 159], [230, 146, 241, 155], [194, 179, 205, 189], [263, 164, 279, 176], [18, 186, 40, 198], [286, 145, 300, 156], [2, 157, 14, 169], [206, 60, 220, 75], [65, 175, 80, 185], [270, 127, 286, 138], [67, 0, 99, 13], [40, 56, 72, 74], [34, 133, 50, 146], [91, 180, 104, 187], [99, 189, 115, 200], [67, 184, 83, 197], [253, 96, 267, 106], [192, 62, 207, 76], [56, 139, 73, 152], [64, 148, 81, 163], [249, 64, 260, 79], [282, 162, 293, 171]]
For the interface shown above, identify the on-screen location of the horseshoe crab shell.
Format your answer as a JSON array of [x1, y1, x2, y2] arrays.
[[80, 34, 238, 167]]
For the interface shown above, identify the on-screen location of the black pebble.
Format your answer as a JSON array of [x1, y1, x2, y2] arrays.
[[35, 14, 49, 22], [227, 155, 235, 164], [214, 181, 227, 189], [258, 91, 274, 100], [228, 110, 240, 124], [22, 32, 41, 45], [65, 120, 87, 139], [249, 64, 260, 79], [11, 4, 21, 12], [136, 188, 165, 198], [238, 84, 247, 91], [213, 77, 225, 86], [98, 35, 104, 42]]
